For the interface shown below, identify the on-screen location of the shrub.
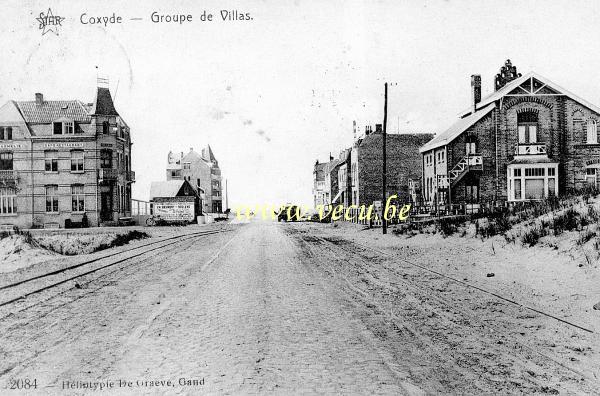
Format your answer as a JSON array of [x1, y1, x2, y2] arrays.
[[552, 208, 579, 235], [577, 229, 596, 246], [436, 217, 464, 236], [521, 226, 546, 247]]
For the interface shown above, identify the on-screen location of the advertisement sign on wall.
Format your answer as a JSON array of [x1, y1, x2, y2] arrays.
[[153, 202, 195, 221]]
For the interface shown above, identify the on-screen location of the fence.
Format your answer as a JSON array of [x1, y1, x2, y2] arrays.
[[334, 200, 516, 227], [131, 199, 152, 225]]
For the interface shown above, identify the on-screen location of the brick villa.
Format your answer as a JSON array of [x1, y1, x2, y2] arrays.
[[420, 60, 600, 207]]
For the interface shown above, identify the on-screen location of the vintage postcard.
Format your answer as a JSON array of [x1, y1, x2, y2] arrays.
[[0, 0, 599, 394]]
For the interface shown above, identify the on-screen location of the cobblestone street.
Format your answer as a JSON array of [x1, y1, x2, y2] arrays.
[[0, 221, 599, 395]]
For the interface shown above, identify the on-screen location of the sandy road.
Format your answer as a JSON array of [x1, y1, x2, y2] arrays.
[[1, 220, 597, 394], [0, 222, 416, 395]]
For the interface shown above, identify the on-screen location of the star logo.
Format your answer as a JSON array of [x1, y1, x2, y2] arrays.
[[36, 8, 65, 36]]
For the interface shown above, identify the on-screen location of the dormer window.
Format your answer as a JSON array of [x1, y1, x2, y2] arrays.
[[53, 120, 75, 135], [517, 111, 537, 144], [586, 119, 597, 144]]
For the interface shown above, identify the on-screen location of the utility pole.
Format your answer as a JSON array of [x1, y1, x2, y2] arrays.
[[225, 179, 229, 211], [382, 82, 388, 235]]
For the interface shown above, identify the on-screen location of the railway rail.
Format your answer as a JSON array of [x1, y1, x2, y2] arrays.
[[0, 226, 236, 311], [290, 229, 600, 393]]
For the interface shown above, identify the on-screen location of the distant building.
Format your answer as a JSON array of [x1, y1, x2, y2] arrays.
[[420, 59, 600, 206], [0, 85, 133, 228], [312, 160, 326, 207], [351, 125, 433, 207], [166, 146, 223, 213], [149, 179, 202, 221], [313, 149, 351, 210]]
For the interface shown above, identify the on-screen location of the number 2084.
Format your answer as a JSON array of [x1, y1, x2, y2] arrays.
[[7, 379, 38, 390]]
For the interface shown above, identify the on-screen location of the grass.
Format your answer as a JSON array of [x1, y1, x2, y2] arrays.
[[36, 230, 150, 255]]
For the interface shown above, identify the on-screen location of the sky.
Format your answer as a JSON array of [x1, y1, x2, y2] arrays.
[[2, 0, 600, 207]]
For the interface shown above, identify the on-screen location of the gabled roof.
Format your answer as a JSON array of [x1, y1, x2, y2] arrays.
[[324, 158, 342, 174], [422, 70, 600, 153], [149, 180, 188, 199], [420, 103, 495, 153], [460, 72, 600, 116], [15, 100, 91, 123]]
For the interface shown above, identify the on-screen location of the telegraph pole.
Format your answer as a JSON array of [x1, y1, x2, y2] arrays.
[[382, 82, 388, 235], [225, 179, 229, 211]]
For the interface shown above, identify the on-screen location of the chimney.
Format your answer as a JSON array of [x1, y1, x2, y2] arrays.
[[35, 93, 43, 105], [375, 124, 382, 133], [471, 74, 481, 111], [365, 125, 370, 136], [329, 152, 333, 161], [190, 147, 193, 152]]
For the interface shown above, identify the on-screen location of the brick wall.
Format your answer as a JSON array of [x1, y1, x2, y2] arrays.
[[436, 94, 600, 203], [357, 132, 433, 206]]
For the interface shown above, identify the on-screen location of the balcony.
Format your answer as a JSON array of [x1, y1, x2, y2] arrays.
[[447, 154, 483, 187], [98, 168, 118, 181], [514, 143, 547, 156], [0, 170, 18, 183], [127, 171, 136, 182]]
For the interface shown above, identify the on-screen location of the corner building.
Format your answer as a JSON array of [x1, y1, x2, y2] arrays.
[[0, 85, 134, 228]]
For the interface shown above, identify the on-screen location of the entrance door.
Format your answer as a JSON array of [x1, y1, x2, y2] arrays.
[[100, 188, 113, 221]]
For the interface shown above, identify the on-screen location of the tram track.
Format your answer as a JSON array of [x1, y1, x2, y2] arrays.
[[0, 226, 236, 312], [287, 227, 600, 394]]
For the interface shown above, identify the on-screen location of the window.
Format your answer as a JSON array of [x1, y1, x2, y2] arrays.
[[0, 187, 16, 214], [0, 127, 12, 140], [183, 163, 191, 170], [587, 120, 597, 144], [100, 149, 112, 169], [517, 111, 538, 144], [45, 185, 59, 212], [586, 168, 597, 186], [102, 121, 109, 135], [71, 185, 84, 212], [0, 152, 13, 170], [465, 183, 479, 203], [465, 136, 477, 155], [548, 178, 556, 196], [45, 150, 58, 172], [65, 121, 74, 134], [548, 167, 555, 176], [171, 170, 181, 178], [514, 168, 521, 177], [53, 121, 74, 135], [525, 168, 545, 177], [514, 179, 522, 200], [70, 150, 84, 172], [525, 179, 545, 199]]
